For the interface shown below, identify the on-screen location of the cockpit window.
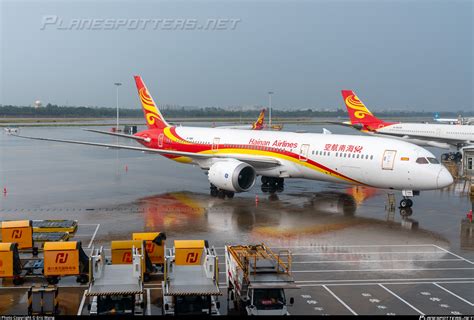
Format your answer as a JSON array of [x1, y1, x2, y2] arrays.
[[427, 157, 439, 164], [416, 157, 429, 164]]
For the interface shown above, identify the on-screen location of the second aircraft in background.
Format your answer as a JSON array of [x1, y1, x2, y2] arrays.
[[340, 90, 474, 156]]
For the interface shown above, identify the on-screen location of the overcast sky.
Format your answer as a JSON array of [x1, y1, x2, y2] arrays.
[[0, 0, 472, 111]]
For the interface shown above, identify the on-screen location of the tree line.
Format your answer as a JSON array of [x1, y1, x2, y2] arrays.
[[0, 104, 471, 118]]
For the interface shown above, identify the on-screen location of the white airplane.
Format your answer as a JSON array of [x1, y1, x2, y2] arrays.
[[340, 90, 474, 151], [15, 77, 454, 208], [433, 113, 461, 125]]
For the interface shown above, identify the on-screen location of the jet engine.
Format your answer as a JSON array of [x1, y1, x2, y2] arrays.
[[208, 161, 256, 192]]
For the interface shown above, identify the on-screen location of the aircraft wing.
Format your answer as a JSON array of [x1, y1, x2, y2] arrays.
[[83, 129, 151, 142], [13, 134, 281, 167]]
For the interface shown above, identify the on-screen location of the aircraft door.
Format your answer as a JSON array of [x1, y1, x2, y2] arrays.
[[299, 144, 310, 161], [382, 150, 397, 170], [467, 155, 473, 175], [212, 137, 220, 152], [158, 133, 164, 147]]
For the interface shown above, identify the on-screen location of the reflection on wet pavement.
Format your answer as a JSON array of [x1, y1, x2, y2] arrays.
[[134, 188, 450, 250]]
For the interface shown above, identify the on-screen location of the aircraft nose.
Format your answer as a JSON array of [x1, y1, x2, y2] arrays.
[[437, 167, 454, 188]]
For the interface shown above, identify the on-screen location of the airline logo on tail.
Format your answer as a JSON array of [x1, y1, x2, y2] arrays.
[[134, 75, 169, 129], [341, 90, 393, 131], [344, 93, 373, 120], [252, 109, 266, 130]]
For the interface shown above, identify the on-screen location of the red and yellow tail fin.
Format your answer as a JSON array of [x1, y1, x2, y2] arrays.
[[134, 76, 170, 129], [341, 90, 387, 129], [252, 109, 266, 130]]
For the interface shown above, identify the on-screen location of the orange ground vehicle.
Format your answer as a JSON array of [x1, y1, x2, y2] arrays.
[[132, 232, 166, 268], [162, 240, 221, 315], [0, 242, 24, 285], [110, 240, 154, 281], [1, 220, 33, 249], [43, 241, 89, 284]]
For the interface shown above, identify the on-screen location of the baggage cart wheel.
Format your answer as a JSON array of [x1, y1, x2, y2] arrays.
[[144, 272, 151, 282], [13, 277, 24, 285], [47, 276, 59, 285]]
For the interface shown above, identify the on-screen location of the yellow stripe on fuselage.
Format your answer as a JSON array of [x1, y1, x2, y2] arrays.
[[167, 147, 357, 184], [163, 127, 191, 145]]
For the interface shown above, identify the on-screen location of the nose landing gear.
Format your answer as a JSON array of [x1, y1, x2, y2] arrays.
[[400, 190, 417, 209], [399, 198, 413, 209]]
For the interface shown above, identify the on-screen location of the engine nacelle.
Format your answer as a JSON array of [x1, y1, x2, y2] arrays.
[[208, 161, 256, 192]]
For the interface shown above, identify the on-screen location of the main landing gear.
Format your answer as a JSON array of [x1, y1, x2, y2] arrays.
[[210, 184, 234, 199], [261, 176, 284, 193]]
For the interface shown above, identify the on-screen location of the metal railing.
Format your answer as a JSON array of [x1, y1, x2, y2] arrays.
[[227, 243, 292, 281]]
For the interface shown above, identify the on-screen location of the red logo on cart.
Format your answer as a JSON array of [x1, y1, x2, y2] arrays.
[[122, 252, 132, 263], [186, 252, 199, 263], [11, 230, 22, 239], [55, 253, 69, 263], [146, 242, 154, 253]]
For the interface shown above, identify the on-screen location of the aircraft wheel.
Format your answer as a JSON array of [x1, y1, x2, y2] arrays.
[[406, 199, 413, 208], [277, 178, 284, 187], [400, 199, 409, 208], [261, 176, 269, 184], [226, 191, 235, 198], [217, 190, 226, 199], [210, 188, 218, 197]]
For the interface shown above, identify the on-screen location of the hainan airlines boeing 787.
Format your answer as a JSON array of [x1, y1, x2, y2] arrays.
[[15, 76, 453, 208]]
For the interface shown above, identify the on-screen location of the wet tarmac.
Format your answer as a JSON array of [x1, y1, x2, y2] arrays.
[[1, 124, 473, 315]]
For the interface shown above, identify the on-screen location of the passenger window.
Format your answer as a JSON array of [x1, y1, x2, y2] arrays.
[[416, 157, 429, 164], [427, 157, 439, 164]]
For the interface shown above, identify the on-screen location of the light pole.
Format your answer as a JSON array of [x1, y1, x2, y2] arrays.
[[268, 91, 274, 128], [114, 82, 122, 131]]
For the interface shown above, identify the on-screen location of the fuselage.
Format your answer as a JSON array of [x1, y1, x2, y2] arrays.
[[376, 122, 474, 146], [135, 126, 453, 191]]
